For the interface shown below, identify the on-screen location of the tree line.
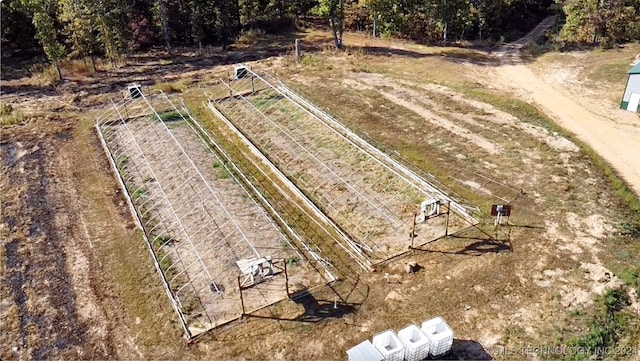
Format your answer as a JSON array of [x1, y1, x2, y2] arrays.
[[1, 0, 639, 79]]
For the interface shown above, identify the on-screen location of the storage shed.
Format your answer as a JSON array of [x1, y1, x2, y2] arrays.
[[621, 62, 640, 112]]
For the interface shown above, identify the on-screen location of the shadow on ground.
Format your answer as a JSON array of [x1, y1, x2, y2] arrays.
[[449, 339, 493, 360]]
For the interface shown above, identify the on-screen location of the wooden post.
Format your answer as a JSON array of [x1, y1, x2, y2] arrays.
[[411, 213, 417, 249], [445, 201, 451, 236], [237, 276, 245, 316], [284, 260, 289, 297], [295, 39, 301, 62], [251, 76, 255, 93]]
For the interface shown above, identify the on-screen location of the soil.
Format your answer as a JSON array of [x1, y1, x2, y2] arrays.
[[0, 121, 140, 360]]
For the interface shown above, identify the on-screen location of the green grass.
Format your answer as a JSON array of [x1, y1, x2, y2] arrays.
[[285, 256, 299, 266], [131, 187, 147, 200], [0, 103, 25, 126], [617, 269, 640, 295], [462, 86, 562, 133], [116, 155, 129, 172], [151, 234, 172, 249], [252, 97, 271, 110], [578, 142, 640, 213], [587, 61, 630, 84], [154, 110, 183, 122], [300, 54, 320, 67], [550, 288, 638, 361], [213, 161, 230, 179]]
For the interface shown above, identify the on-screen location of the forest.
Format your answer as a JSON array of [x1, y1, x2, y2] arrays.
[[1, 0, 640, 76]]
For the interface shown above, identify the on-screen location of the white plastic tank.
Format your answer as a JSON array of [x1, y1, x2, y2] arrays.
[[372, 330, 405, 361], [397, 324, 430, 361], [421, 317, 454, 357], [347, 340, 384, 361]]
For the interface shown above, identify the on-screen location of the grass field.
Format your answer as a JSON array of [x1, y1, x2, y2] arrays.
[[1, 28, 639, 360]]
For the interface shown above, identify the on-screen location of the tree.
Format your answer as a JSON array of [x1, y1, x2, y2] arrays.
[[558, 0, 599, 42], [94, 0, 128, 65], [128, 13, 155, 52], [189, 0, 208, 50], [360, 0, 384, 37], [22, 0, 65, 80], [158, 0, 173, 56], [315, 0, 345, 49], [436, 0, 474, 42], [1, 0, 38, 56], [215, 0, 241, 50], [59, 0, 99, 71], [558, 0, 640, 45]]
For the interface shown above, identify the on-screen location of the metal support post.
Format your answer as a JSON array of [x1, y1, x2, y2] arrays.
[[238, 276, 245, 316], [445, 201, 451, 236], [284, 260, 289, 297]]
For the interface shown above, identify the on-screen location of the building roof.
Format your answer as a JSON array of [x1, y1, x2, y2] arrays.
[[629, 62, 640, 74]]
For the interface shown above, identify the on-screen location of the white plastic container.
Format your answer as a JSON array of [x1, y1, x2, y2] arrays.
[[397, 324, 430, 361], [347, 340, 384, 361], [372, 330, 405, 361], [421, 317, 454, 357]]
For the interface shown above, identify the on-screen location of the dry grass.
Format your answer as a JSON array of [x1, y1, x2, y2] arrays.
[[72, 117, 193, 356], [3, 28, 640, 361], [153, 78, 192, 93], [533, 43, 640, 104], [255, 36, 640, 358]]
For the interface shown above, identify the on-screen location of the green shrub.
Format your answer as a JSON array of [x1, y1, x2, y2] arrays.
[[116, 155, 129, 171], [0, 103, 25, 126], [132, 187, 147, 200], [618, 269, 640, 295], [285, 256, 299, 266], [300, 54, 320, 67], [1, 103, 14, 116], [154, 110, 183, 122], [619, 217, 640, 238], [565, 287, 631, 360]]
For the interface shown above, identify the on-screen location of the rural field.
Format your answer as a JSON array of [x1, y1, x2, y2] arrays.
[[2, 24, 640, 361]]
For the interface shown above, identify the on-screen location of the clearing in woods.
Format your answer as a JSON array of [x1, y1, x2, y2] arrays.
[[1, 21, 640, 361]]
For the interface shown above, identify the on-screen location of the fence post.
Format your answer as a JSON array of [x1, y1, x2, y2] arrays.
[[445, 201, 451, 236], [284, 260, 290, 297], [295, 39, 301, 62], [238, 276, 245, 316]]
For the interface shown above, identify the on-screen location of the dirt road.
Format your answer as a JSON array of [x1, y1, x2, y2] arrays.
[[495, 19, 640, 197]]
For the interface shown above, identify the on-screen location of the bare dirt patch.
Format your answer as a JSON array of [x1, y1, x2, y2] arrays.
[[1, 122, 123, 360]]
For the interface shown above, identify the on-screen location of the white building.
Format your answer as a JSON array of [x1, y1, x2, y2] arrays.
[[621, 62, 640, 112]]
